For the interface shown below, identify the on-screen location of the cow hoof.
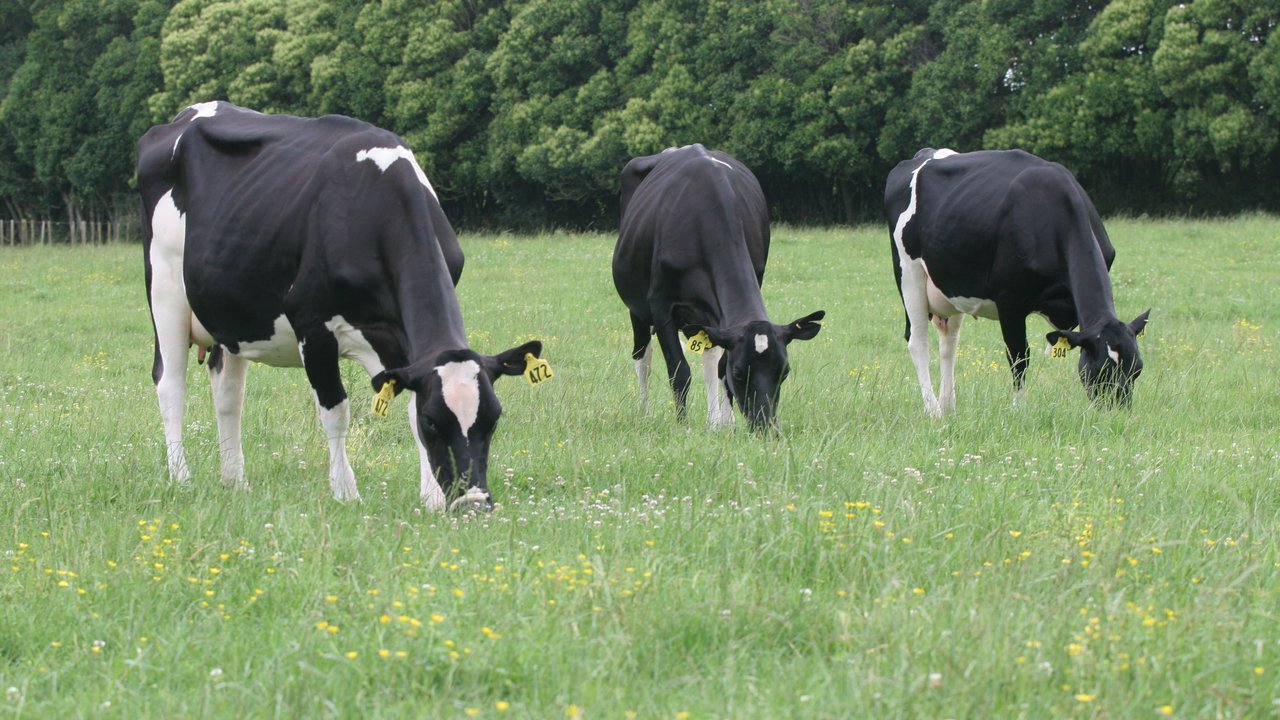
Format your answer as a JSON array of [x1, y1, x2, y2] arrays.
[[448, 488, 491, 513], [331, 488, 362, 503]]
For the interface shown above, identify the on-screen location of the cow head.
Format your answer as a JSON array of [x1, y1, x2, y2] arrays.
[[684, 311, 824, 431], [1046, 310, 1149, 406], [372, 340, 541, 510]]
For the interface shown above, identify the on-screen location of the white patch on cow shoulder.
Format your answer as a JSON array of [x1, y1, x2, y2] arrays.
[[754, 334, 769, 353], [710, 157, 733, 170], [435, 360, 481, 439], [356, 146, 438, 200], [235, 315, 303, 367], [324, 316, 385, 376], [1106, 344, 1120, 364], [188, 101, 220, 120], [933, 148, 958, 160]]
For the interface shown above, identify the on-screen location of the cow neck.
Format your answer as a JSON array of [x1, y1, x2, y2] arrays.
[[388, 247, 470, 361], [708, 257, 769, 328], [1063, 230, 1120, 332]]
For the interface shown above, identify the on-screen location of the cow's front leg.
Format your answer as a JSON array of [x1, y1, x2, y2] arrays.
[[702, 346, 733, 428], [298, 329, 360, 502], [936, 315, 963, 414], [997, 309, 1031, 407], [653, 320, 692, 420], [207, 348, 249, 489]]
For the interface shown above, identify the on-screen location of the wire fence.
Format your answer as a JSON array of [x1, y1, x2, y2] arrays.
[[0, 216, 141, 246]]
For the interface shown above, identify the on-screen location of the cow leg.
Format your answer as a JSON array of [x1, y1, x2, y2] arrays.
[[702, 346, 733, 428], [208, 349, 249, 489], [936, 315, 963, 414], [997, 308, 1031, 406], [408, 391, 446, 511], [654, 320, 692, 420], [298, 329, 360, 502], [900, 262, 942, 418], [629, 313, 654, 411]]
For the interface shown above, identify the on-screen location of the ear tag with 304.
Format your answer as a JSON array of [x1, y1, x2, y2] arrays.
[[1048, 336, 1071, 359]]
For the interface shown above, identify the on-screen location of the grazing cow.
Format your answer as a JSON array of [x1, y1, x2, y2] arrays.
[[885, 148, 1149, 417], [613, 144, 824, 430], [137, 101, 542, 510]]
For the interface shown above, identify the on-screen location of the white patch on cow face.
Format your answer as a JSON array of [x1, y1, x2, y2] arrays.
[[754, 334, 769, 354], [435, 360, 481, 439], [356, 146, 439, 200], [236, 315, 303, 367], [1107, 344, 1121, 364], [324, 316, 385, 377]]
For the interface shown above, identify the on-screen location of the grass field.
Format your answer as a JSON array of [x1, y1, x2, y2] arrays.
[[1, 216, 1278, 718]]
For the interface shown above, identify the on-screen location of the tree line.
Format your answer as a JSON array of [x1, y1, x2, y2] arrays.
[[1, 0, 1276, 233]]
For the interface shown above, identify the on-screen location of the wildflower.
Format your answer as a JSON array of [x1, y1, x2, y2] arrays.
[[567, 705, 581, 718], [344, 651, 358, 660], [1075, 693, 1096, 702], [465, 709, 480, 717], [496, 701, 510, 712], [1157, 706, 1174, 716]]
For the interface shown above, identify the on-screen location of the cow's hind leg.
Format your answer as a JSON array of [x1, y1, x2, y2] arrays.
[[653, 320, 692, 420], [148, 254, 193, 482], [900, 261, 942, 418], [207, 347, 249, 489], [628, 312, 654, 411], [298, 328, 360, 502], [936, 315, 963, 414]]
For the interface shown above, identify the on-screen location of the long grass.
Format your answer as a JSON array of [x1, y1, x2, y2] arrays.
[[1, 216, 1278, 718]]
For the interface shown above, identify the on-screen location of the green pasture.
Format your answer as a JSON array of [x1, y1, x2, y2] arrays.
[[0, 216, 1277, 718]]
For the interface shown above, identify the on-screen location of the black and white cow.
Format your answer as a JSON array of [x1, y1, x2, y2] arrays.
[[886, 148, 1149, 417], [137, 101, 542, 510], [613, 144, 824, 430]]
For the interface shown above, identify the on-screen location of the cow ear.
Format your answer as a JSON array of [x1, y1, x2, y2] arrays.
[[484, 340, 542, 381], [780, 310, 825, 344], [682, 323, 735, 350], [1045, 329, 1088, 350], [371, 367, 413, 396], [1129, 309, 1150, 338]]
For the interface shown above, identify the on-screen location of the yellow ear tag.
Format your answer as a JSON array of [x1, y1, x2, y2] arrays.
[[686, 330, 713, 355], [371, 380, 396, 417], [523, 353, 553, 386], [1049, 336, 1071, 359]]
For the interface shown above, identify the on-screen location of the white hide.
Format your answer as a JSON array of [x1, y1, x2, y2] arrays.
[[892, 149, 959, 419], [208, 351, 249, 489], [234, 315, 303, 367], [1107, 345, 1121, 364], [355, 146, 438, 200], [325, 315, 385, 376], [754, 334, 769, 354], [435, 360, 481, 439], [410, 391, 447, 511], [148, 189, 193, 482], [702, 346, 733, 428], [312, 394, 359, 502], [634, 343, 653, 411]]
